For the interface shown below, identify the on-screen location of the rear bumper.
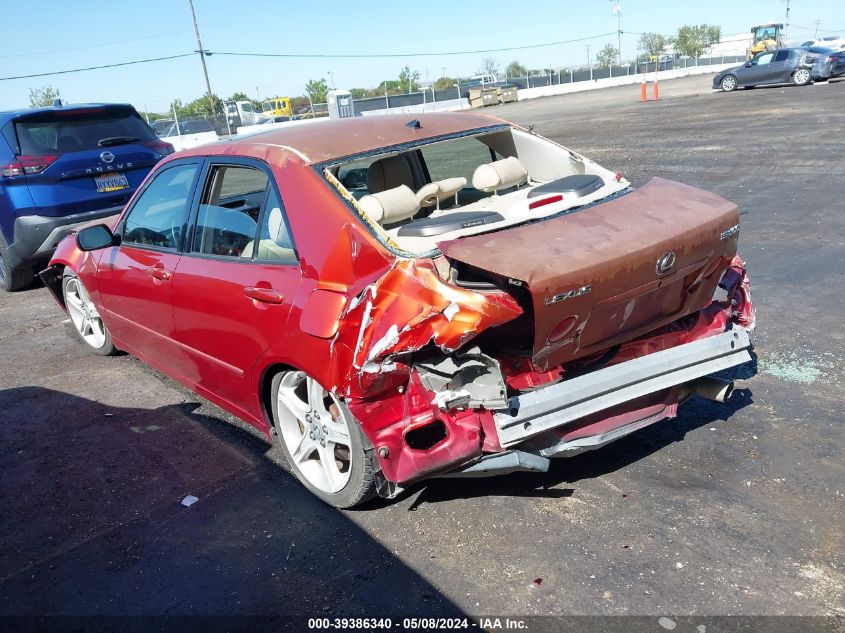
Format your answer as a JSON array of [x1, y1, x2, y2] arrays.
[[493, 328, 752, 447], [6, 206, 122, 268]]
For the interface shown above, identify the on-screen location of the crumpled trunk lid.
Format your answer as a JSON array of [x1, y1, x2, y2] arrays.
[[438, 177, 741, 370]]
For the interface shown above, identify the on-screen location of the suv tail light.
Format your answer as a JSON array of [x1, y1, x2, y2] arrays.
[[1, 154, 59, 178], [143, 139, 175, 156]]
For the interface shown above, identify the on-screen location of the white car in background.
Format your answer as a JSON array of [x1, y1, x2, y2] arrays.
[[800, 36, 845, 50]]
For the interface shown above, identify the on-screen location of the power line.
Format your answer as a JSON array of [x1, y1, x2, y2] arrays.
[[0, 53, 194, 81], [790, 23, 844, 33], [0, 31, 619, 83], [0, 31, 192, 60], [206, 33, 617, 59]]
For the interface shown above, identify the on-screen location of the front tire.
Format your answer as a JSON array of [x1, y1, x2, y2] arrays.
[[270, 370, 375, 508], [793, 68, 812, 86], [62, 269, 117, 355], [720, 75, 738, 92]]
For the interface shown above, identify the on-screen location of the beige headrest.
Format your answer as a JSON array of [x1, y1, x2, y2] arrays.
[[358, 185, 420, 225], [366, 155, 414, 193], [472, 156, 528, 193], [267, 207, 284, 241], [417, 177, 467, 207]]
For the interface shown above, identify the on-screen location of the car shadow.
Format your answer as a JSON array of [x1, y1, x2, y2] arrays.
[[0, 386, 465, 624], [738, 83, 809, 91], [299, 350, 755, 511]]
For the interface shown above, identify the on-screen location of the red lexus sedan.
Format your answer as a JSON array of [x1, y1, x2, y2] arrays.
[[41, 113, 755, 507]]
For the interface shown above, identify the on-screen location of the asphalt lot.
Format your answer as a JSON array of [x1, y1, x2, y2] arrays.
[[1, 74, 843, 626]]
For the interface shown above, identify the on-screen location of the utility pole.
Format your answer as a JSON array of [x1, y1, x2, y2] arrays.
[[327, 71, 335, 90], [187, 0, 216, 118], [611, 0, 622, 65], [782, 0, 794, 40], [586, 44, 593, 80], [814, 19, 820, 37]]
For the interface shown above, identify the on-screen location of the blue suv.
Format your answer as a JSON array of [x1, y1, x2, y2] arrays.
[[0, 102, 173, 290]]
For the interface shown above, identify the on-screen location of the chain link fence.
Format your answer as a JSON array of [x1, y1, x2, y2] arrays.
[[327, 55, 747, 115]]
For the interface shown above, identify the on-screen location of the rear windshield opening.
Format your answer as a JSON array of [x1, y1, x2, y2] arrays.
[[12, 107, 155, 156], [325, 127, 626, 257]]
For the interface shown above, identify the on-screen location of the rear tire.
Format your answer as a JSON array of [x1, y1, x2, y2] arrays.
[[0, 234, 33, 292], [62, 269, 117, 355], [720, 75, 738, 92], [270, 370, 375, 508], [793, 68, 812, 86]]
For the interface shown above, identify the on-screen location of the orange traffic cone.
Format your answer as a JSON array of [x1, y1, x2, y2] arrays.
[[640, 75, 647, 102]]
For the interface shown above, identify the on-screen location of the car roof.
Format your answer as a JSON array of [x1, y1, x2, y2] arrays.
[[0, 103, 137, 123], [177, 112, 509, 165]]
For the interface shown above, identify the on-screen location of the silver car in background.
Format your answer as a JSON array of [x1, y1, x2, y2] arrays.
[[713, 48, 827, 91]]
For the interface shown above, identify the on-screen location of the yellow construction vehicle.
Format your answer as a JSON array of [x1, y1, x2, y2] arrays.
[[261, 97, 294, 120], [748, 23, 784, 58]]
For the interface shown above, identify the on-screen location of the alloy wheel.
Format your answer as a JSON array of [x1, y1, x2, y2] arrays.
[[64, 277, 107, 349], [721, 75, 737, 91], [275, 371, 353, 494], [794, 69, 811, 85]]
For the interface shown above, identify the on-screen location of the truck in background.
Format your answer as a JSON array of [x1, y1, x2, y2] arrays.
[[748, 23, 785, 58], [261, 97, 294, 121], [224, 100, 261, 129]]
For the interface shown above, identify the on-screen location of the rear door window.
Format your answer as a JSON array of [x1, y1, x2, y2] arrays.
[[191, 163, 295, 261], [192, 165, 265, 257], [774, 50, 790, 62], [13, 107, 155, 156]]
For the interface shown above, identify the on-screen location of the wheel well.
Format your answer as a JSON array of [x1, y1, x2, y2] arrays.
[[259, 363, 295, 435]]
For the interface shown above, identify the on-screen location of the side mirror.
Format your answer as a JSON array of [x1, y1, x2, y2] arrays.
[[76, 224, 118, 251], [745, 61, 754, 67]]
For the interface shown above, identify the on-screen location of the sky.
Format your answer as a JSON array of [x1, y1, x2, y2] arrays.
[[1, 0, 841, 114]]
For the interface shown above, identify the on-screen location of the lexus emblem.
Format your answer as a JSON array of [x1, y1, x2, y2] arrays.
[[100, 151, 115, 164], [655, 251, 676, 275]]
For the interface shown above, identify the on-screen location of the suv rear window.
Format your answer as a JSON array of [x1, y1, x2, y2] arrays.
[[12, 107, 154, 156]]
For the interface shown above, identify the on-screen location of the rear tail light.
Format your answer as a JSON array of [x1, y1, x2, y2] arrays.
[[528, 194, 563, 210], [1, 154, 58, 177], [1, 162, 23, 178], [143, 139, 175, 156]]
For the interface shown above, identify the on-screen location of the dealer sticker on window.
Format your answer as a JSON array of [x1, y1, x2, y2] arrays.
[[94, 172, 130, 193]]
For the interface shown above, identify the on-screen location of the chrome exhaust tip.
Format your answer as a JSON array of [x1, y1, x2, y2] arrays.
[[686, 376, 735, 403]]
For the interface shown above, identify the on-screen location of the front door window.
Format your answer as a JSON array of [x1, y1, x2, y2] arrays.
[[122, 163, 199, 250]]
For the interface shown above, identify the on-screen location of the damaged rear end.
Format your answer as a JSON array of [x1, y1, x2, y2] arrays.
[[339, 178, 755, 496]]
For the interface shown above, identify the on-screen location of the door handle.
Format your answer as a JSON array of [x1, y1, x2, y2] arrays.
[[147, 267, 171, 281], [244, 286, 285, 304]]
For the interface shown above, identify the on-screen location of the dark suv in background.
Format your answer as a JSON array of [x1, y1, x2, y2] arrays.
[[0, 103, 173, 290]]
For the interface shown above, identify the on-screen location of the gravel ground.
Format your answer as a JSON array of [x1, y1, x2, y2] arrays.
[[1, 73, 843, 626]]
